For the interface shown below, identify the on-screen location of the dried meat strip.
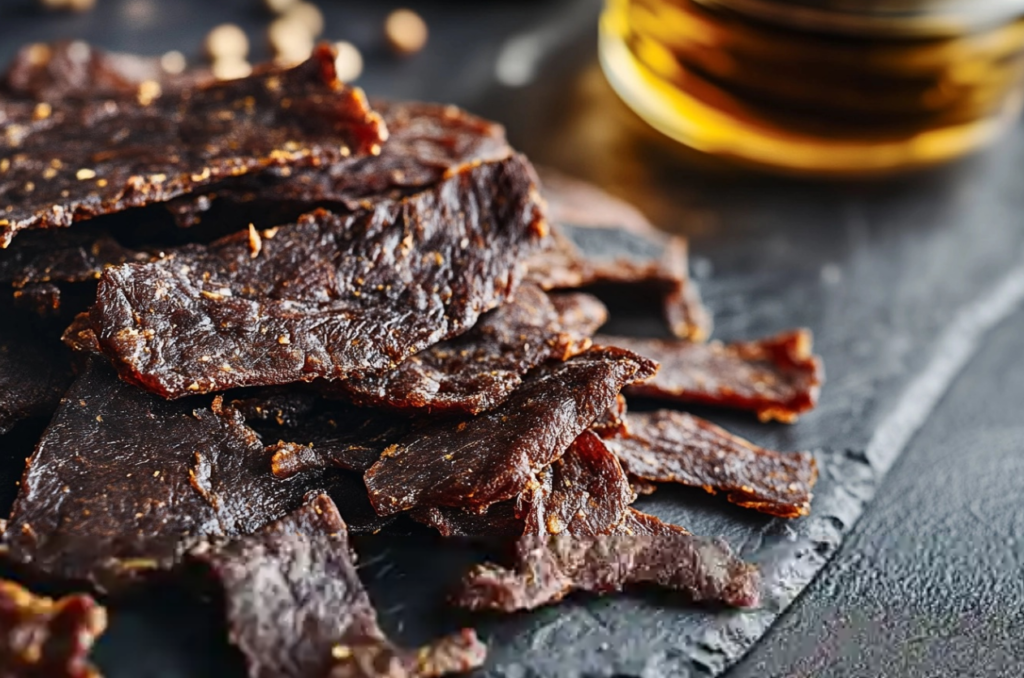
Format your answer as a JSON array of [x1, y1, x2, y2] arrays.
[[188, 494, 486, 678], [609, 411, 818, 518], [364, 347, 657, 516], [2, 361, 382, 591], [88, 153, 545, 398], [170, 100, 512, 227], [0, 579, 107, 678], [612, 508, 690, 536], [336, 285, 607, 414], [453, 530, 760, 613], [0, 319, 72, 435], [0, 45, 387, 248], [600, 330, 823, 423]]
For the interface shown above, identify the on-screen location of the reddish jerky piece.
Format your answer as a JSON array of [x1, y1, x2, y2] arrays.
[[364, 347, 657, 516], [0, 579, 107, 678], [612, 508, 691, 536], [600, 330, 824, 423], [453, 530, 760, 613], [0, 44, 386, 248], [0, 320, 72, 435], [3, 361, 377, 591], [610, 411, 818, 518], [90, 154, 545, 398], [188, 494, 486, 678], [337, 285, 607, 414], [170, 100, 512, 227], [61, 313, 101, 355], [590, 393, 627, 438]]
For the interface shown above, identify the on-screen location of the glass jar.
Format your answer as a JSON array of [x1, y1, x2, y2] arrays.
[[599, 0, 1024, 174]]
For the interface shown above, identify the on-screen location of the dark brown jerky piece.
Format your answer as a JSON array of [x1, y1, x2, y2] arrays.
[[336, 285, 607, 414], [612, 508, 690, 536], [600, 330, 824, 423], [0, 578, 107, 678], [610, 411, 818, 518], [0, 44, 387, 247], [521, 431, 634, 537], [0, 227, 145, 288], [2, 40, 211, 103], [364, 347, 657, 516], [188, 494, 486, 678], [453, 530, 760, 613], [61, 313, 101, 354], [170, 99, 511, 227], [0, 320, 72, 435], [89, 154, 545, 398], [408, 501, 523, 538], [3, 361, 377, 591]]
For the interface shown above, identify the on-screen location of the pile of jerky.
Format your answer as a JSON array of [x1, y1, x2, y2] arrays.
[[0, 42, 824, 678]]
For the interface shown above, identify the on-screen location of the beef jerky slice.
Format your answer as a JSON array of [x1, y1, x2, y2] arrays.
[[610, 410, 818, 518], [89, 154, 545, 398], [0, 321, 72, 435], [3, 361, 375, 591], [0, 579, 107, 678], [600, 330, 824, 423], [453, 530, 760, 613], [0, 44, 386, 247], [170, 99, 511, 227], [337, 285, 607, 414], [189, 494, 486, 678], [364, 347, 657, 516]]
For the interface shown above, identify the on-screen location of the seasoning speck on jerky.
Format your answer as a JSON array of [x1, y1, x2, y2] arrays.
[[600, 329, 824, 423], [364, 346, 657, 516], [188, 494, 486, 678], [337, 285, 607, 414], [0, 578, 107, 678], [89, 153, 545, 398], [0, 44, 387, 248], [609, 410, 818, 518]]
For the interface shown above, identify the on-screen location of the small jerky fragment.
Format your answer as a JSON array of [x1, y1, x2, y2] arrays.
[[0, 319, 73, 435], [409, 501, 523, 538], [365, 347, 657, 516], [337, 285, 607, 414], [612, 508, 690, 536], [600, 330, 824, 423], [61, 313, 101, 354], [0, 578, 107, 678], [610, 411, 818, 518], [91, 154, 544, 398], [3, 361, 376, 590], [189, 494, 486, 678], [521, 431, 634, 537], [453, 530, 760, 613], [590, 393, 627, 438], [0, 44, 387, 247], [168, 100, 510, 227]]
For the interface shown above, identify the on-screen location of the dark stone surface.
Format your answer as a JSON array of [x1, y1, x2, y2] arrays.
[[3, 1, 1024, 677]]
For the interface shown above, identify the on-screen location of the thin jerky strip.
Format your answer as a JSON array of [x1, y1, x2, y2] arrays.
[[610, 411, 818, 518], [90, 154, 546, 398], [0, 320, 73, 435], [0, 44, 386, 247], [3, 361, 376, 591], [337, 285, 607, 414], [453, 530, 760, 613], [0, 579, 107, 678], [364, 347, 657, 516], [188, 494, 486, 678], [612, 508, 691, 536], [600, 329, 824, 423]]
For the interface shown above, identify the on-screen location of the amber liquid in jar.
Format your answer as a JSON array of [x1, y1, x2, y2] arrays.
[[600, 0, 1024, 174]]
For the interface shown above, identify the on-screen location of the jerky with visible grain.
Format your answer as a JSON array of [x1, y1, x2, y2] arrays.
[[90, 154, 545, 398], [610, 410, 818, 518], [336, 285, 607, 414], [189, 494, 486, 678], [601, 330, 823, 422], [364, 347, 657, 516], [0, 44, 386, 247], [0, 579, 107, 678]]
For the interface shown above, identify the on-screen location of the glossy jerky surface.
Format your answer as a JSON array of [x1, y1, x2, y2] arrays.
[[364, 347, 658, 516], [0, 45, 387, 247], [2, 361, 365, 591], [189, 494, 486, 678], [0, 319, 72, 435], [90, 154, 545, 398], [0, 579, 107, 678], [600, 330, 824, 423], [338, 286, 607, 414], [611, 411, 818, 518]]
